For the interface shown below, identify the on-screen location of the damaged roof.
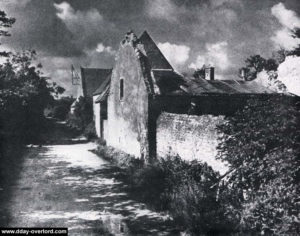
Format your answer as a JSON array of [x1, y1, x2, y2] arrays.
[[136, 31, 276, 96], [183, 77, 276, 95], [81, 68, 112, 97], [151, 70, 277, 96]]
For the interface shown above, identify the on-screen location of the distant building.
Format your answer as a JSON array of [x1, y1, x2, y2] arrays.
[[93, 30, 291, 174], [70, 67, 112, 115], [93, 74, 111, 137]]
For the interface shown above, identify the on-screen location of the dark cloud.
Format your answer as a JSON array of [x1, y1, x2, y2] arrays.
[[1, 0, 299, 94], [1, 0, 83, 57]]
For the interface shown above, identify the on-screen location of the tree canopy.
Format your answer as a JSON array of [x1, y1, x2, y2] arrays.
[[0, 10, 65, 145], [193, 65, 206, 79], [289, 27, 300, 57], [217, 97, 299, 235], [0, 10, 15, 56], [0, 51, 65, 144], [239, 55, 279, 81]]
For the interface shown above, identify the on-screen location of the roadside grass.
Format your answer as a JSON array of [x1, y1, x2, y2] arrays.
[[93, 141, 238, 235]]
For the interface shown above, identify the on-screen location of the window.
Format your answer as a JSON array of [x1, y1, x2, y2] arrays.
[[120, 78, 124, 100]]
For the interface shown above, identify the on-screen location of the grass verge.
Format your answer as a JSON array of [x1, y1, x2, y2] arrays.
[[93, 141, 238, 235]]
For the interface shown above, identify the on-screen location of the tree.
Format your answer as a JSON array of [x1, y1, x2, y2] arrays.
[[240, 55, 266, 81], [272, 48, 287, 64], [245, 55, 266, 73], [264, 58, 278, 71], [47, 96, 74, 120], [193, 65, 206, 79], [0, 10, 15, 56], [67, 96, 93, 131], [288, 27, 300, 56], [0, 50, 65, 144], [240, 55, 279, 81], [217, 97, 299, 235]]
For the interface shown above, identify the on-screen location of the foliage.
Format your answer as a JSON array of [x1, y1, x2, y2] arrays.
[[67, 96, 93, 131], [272, 48, 287, 64], [0, 10, 15, 57], [83, 121, 97, 140], [239, 55, 279, 81], [217, 97, 300, 235], [118, 155, 238, 234], [46, 96, 74, 120], [0, 51, 64, 145], [193, 65, 205, 79], [287, 27, 300, 57]]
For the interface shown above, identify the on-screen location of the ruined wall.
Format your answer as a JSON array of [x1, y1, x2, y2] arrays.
[[93, 96, 101, 137], [106, 43, 149, 158], [156, 112, 228, 174]]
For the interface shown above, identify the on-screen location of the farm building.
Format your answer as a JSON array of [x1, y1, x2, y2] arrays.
[[93, 30, 287, 174], [70, 67, 112, 115]]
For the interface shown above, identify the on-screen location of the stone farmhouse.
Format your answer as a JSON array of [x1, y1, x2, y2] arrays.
[[91, 30, 284, 174]]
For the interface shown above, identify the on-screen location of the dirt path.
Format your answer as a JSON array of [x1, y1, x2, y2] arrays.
[[2, 142, 178, 235]]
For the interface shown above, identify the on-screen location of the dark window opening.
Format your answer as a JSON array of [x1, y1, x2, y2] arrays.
[[120, 78, 124, 100]]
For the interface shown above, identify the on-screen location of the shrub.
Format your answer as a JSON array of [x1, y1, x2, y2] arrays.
[[120, 155, 236, 234], [0, 51, 64, 145], [66, 96, 93, 131], [83, 122, 97, 140], [217, 96, 300, 235], [49, 96, 74, 120]]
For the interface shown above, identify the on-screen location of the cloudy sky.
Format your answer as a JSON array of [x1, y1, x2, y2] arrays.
[[1, 0, 299, 95]]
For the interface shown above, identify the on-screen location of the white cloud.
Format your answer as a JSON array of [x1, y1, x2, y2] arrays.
[[95, 43, 116, 55], [271, 2, 300, 50], [54, 2, 104, 34], [271, 28, 300, 51], [53, 1, 115, 47], [271, 2, 300, 30], [157, 42, 190, 68], [1, 0, 31, 10], [188, 56, 205, 70], [146, 0, 179, 22], [189, 41, 230, 70]]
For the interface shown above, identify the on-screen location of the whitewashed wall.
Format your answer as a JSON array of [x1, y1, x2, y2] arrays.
[[156, 112, 228, 175]]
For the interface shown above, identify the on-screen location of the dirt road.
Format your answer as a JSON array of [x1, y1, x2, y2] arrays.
[[1, 142, 178, 235]]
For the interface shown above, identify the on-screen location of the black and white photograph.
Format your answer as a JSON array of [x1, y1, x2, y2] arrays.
[[0, 0, 299, 235]]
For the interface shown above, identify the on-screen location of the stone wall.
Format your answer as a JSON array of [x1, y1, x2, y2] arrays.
[[156, 112, 228, 174], [106, 43, 149, 158]]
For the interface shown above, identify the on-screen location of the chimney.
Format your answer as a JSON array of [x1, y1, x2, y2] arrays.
[[205, 66, 214, 80], [240, 68, 246, 80], [122, 30, 138, 46]]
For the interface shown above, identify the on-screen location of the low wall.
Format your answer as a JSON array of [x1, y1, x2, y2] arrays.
[[156, 112, 228, 174]]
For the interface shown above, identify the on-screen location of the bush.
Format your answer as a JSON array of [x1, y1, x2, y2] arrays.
[[217, 96, 300, 235], [0, 51, 64, 145], [66, 96, 93, 131], [100, 151, 236, 234], [83, 122, 97, 140], [49, 96, 74, 120]]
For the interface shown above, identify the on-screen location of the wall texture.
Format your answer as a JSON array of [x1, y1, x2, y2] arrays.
[[93, 96, 101, 137], [106, 43, 149, 158], [156, 112, 228, 174]]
